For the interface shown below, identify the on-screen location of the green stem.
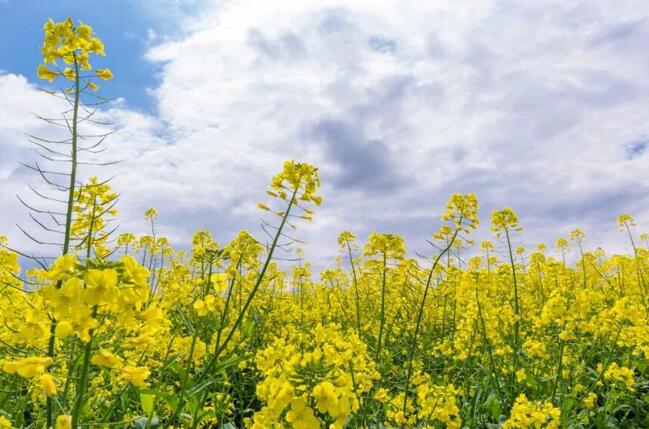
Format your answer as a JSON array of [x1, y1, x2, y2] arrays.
[[551, 337, 565, 402], [504, 227, 521, 391], [346, 240, 362, 335], [476, 283, 506, 411], [70, 309, 96, 428], [191, 184, 300, 425], [46, 52, 81, 429], [376, 250, 387, 362], [402, 227, 460, 418], [182, 187, 299, 426]]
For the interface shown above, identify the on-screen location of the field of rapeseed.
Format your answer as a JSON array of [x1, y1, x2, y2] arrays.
[[1, 18, 649, 429]]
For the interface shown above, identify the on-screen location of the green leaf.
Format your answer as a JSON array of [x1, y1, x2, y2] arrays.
[[483, 392, 501, 419], [561, 395, 577, 426], [140, 391, 155, 415], [243, 318, 255, 338], [141, 389, 178, 410]]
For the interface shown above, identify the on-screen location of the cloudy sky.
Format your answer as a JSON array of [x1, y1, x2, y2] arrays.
[[1, 0, 649, 268]]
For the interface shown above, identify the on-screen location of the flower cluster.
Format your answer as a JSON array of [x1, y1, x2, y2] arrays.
[[38, 18, 112, 87], [250, 324, 378, 429]]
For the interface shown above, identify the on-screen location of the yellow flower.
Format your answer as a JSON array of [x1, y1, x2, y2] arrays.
[[37, 64, 58, 82], [603, 362, 635, 391], [40, 373, 57, 397], [55, 321, 74, 338], [144, 208, 158, 219], [583, 392, 597, 409], [504, 394, 560, 429], [91, 349, 124, 369], [96, 68, 113, 80], [46, 254, 77, 282], [84, 268, 118, 305], [515, 368, 526, 383], [267, 160, 322, 206], [374, 387, 389, 401], [312, 381, 339, 416], [39, 18, 108, 81], [62, 67, 75, 81], [491, 207, 523, 236], [285, 396, 320, 429], [120, 255, 149, 287], [55, 415, 72, 429], [363, 232, 406, 260], [211, 273, 228, 292], [616, 213, 635, 229], [120, 365, 150, 387], [194, 299, 208, 317], [0, 416, 12, 428], [2, 356, 53, 378]]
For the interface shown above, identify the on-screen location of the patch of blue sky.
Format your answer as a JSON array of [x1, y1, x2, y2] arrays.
[[626, 141, 647, 159], [368, 35, 397, 54], [0, 0, 184, 113]]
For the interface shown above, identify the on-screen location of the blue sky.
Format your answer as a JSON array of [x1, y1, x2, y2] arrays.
[[0, 0, 187, 112], [1, 1, 649, 267]]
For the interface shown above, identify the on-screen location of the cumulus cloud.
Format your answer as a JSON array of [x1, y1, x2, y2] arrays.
[[2, 0, 649, 269]]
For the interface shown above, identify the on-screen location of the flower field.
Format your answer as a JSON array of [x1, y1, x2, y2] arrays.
[[1, 18, 648, 429]]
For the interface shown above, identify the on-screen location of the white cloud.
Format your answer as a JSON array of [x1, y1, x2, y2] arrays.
[[2, 0, 649, 268]]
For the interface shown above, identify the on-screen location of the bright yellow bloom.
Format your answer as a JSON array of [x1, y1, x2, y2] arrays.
[[37, 64, 58, 82], [120, 255, 149, 287], [602, 362, 635, 391], [62, 67, 75, 81], [491, 207, 523, 236], [96, 68, 113, 80], [268, 160, 322, 206], [39, 18, 109, 83], [120, 365, 150, 387], [504, 394, 560, 429], [583, 392, 597, 409], [55, 321, 74, 338], [285, 396, 320, 429], [516, 368, 526, 382], [84, 268, 118, 305], [46, 254, 77, 282], [363, 232, 406, 260], [193, 298, 210, 316], [40, 373, 57, 397], [91, 349, 124, 369], [312, 381, 339, 416], [2, 356, 53, 378], [55, 415, 72, 429]]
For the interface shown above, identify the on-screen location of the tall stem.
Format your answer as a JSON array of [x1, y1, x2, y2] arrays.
[[200, 186, 298, 378], [402, 227, 460, 418], [624, 223, 648, 309], [346, 241, 362, 335], [63, 56, 81, 256], [184, 187, 300, 424], [70, 324, 94, 428], [46, 53, 81, 429], [504, 228, 522, 394], [376, 249, 387, 362]]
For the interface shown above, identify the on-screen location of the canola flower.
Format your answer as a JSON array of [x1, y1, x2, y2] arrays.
[[38, 18, 112, 87], [1, 16, 649, 429], [6, 182, 648, 427]]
